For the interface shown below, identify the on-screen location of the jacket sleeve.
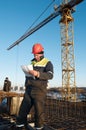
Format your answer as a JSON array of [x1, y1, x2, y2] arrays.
[[39, 61, 53, 80]]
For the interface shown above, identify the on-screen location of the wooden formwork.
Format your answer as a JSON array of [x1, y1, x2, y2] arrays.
[[0, 91, 24, 115]]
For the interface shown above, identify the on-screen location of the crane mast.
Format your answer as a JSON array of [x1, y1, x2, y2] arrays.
[[60, 0, 76, 101]]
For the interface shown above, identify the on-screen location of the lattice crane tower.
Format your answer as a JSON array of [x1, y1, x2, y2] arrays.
[[59, 0, 76, 101]]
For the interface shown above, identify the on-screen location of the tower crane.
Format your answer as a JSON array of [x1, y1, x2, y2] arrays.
[[7, 0, 84, 101]]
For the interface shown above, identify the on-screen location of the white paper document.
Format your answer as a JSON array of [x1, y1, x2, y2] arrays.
[[21, 64, 34, 77]]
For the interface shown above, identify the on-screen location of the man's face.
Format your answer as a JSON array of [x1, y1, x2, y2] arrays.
[[34, 54, 43, 61]]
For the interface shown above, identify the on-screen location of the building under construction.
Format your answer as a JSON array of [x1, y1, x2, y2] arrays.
[[0, 88, 86, 130]]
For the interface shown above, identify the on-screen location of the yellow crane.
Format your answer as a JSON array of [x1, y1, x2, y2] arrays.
[[59, 0, 76, 101], [7, 0, 84, 101]]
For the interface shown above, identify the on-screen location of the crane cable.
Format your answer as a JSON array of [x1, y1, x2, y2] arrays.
[[10, 0, 56, 47], [23, 0, 56, 34], [15, 45, 19, 87]]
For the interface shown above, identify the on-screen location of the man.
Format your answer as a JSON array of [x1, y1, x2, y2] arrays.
[[16, 43, 53, 130], [3, 77, 11, 92], [3, 77, 11, 113]]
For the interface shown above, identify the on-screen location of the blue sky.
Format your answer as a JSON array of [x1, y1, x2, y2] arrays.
[[0, 0, 86, 89]]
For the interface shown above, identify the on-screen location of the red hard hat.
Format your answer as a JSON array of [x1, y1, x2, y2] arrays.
[[32, 43, 44, 54]]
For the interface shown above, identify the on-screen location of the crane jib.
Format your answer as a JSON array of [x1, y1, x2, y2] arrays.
[[7, 0, 84, 50]]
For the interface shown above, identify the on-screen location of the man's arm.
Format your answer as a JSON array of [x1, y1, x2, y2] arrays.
[[39, 61, 53, 80]]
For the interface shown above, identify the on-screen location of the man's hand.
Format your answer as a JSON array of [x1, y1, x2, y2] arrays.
[[29, 70, 40, 77]]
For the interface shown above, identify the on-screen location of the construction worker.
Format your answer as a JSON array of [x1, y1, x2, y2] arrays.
[[3, 77, 11, 113], [16, 43, 53, 130], [3, 77, 11, 92]]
